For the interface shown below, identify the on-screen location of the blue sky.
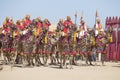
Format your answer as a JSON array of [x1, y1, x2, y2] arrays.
[[0, 0, 120, 27]]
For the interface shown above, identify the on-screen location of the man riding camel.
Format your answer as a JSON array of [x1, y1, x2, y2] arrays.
[[63, 16, 74, 34], [95, 19, 104, 36], [43, 19, 51, 31]]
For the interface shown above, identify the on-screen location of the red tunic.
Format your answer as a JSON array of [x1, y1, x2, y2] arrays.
[[63, 20, 73, 27], [43, 22, 51, 28], [63, 20, 73, 33], [3, 27, 8, 34], [25, 19, 32, 26], [16, 24, 23, 30], [22, 21, 27, 29], [37, 22, 43, 27], [6, 22, 12, 27], [63, 27, 69, 33]]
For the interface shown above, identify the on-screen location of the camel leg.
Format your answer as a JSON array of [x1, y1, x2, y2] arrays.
[[69, 55, 73, 69]]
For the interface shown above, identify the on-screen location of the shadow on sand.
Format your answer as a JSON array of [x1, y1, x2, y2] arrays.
[[112, 65, 120, 68]]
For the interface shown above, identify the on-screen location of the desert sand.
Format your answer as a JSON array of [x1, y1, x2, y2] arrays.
[[0, 61, 120, 80]]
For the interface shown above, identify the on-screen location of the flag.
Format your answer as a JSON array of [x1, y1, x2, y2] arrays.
[[74, 11, 77, 25], [95, 10, 99, 24], [74, 11, 77, 17], [81, 11, 83, 20], [96, 10, 99, 18]]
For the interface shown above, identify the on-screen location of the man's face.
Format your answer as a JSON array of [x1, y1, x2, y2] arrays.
[[6, 18, 9, 22], [67, 17, 71, 21], [97, 21, 100, 24], [26, 16, 30, 20]]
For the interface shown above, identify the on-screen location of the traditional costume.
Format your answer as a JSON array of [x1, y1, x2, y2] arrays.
[[95, 19, 104, 36], [80, 20, 87, 37], [43, 19, 51, 31], [63, 16, 73, 28], [16, 20, 23, 30], [2, 37, 8, 53], [63, 16, 73, 34], [23, 37, 29, 54], [37, 17, 43, 28], [25, 14, 32, 27], [57, 19, 64, 32], [62, 39, 69, 55]]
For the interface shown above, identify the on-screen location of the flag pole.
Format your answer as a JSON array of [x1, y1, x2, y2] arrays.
[[81, 11, 83, 21], [80, 11, 83, 30], [95, 10, 98, 28], [74, 11, 77, 26]]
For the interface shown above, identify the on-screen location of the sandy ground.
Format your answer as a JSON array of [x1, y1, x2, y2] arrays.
[[0, 61, 120, 80]]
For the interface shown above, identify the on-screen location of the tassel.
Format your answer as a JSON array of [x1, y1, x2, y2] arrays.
[[110, 36, 113, 42], [74, 32, 77, 42], [33, 28, 37, 36], [45, 36, 47, 44]]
